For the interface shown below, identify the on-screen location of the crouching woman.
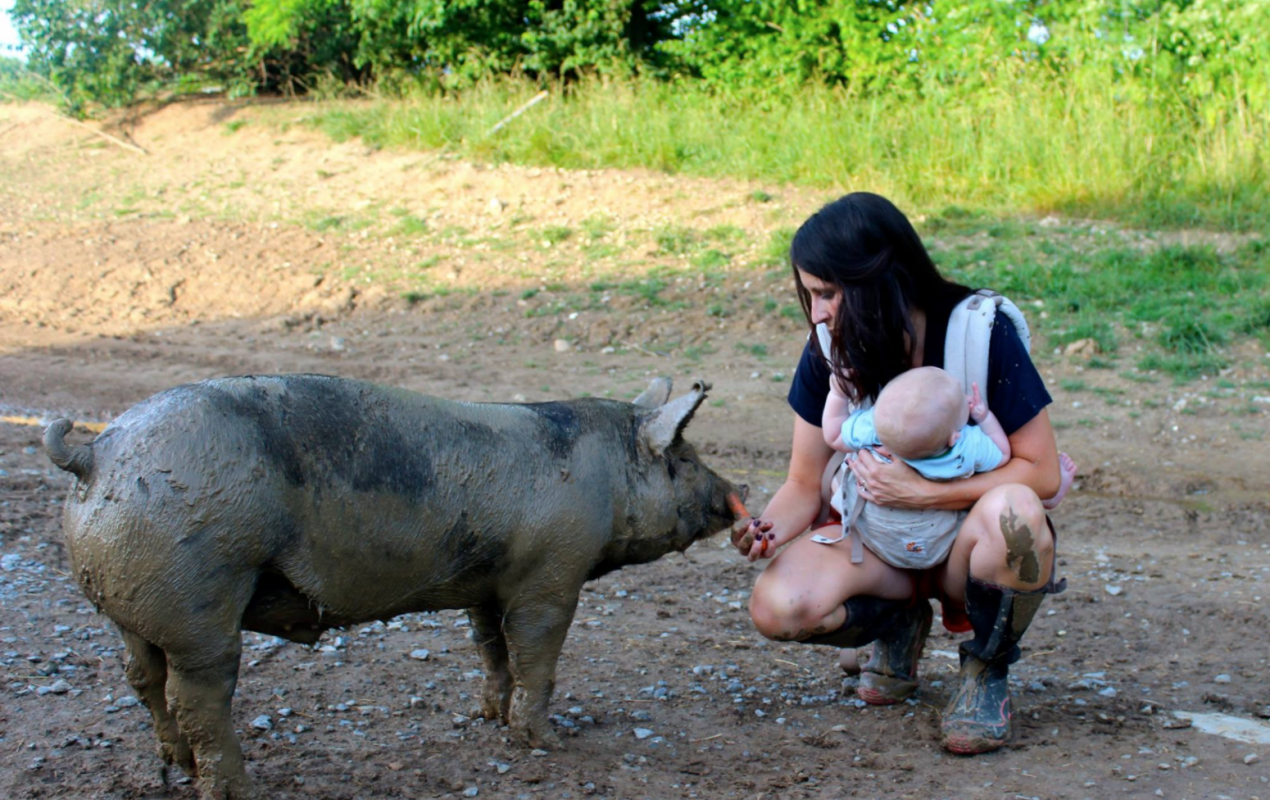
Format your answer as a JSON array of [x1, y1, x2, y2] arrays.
[[735, 193, 1065, 754]]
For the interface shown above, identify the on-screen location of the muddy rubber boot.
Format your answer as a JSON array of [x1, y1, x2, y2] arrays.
[[940, 577, 1046, 755], [801, 596, 908, 650], [856, 600, 933, 705]]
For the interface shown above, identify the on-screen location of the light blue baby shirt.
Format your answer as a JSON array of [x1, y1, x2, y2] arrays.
[[841, 407, 1004, 480]]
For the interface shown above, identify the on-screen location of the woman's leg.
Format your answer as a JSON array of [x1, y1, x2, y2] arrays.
[[749, 532, 911, 643], [936, 483, 1057, 754], [750, 532, 935, 704]]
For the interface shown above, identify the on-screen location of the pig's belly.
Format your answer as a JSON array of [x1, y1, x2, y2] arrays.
[[270, 496, 517, 619]]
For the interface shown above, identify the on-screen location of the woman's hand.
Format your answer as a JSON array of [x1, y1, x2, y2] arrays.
[[730, 517, 776, 562], [848, 448, 932, 509]]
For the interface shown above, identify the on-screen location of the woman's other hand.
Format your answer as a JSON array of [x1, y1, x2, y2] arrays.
[[848, 447, 928, 509], [731, 517, 777, 561]]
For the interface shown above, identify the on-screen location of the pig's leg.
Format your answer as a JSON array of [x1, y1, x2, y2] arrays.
[[165, 636, 254, 800], [118, 626, 195, 778], [503, 598, 579, 749], [468, 606, 513, 723]]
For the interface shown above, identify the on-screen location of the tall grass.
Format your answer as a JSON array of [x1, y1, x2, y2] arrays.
[[306, 72, 1269, 231]]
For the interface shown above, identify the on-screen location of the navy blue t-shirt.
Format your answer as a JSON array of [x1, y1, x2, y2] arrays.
[[788, 298, 1051, 436]]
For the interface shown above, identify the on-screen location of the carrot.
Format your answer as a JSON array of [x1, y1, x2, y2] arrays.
[[726, 493, 749, 520]]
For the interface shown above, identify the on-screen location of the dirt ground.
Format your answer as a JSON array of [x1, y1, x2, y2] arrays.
[[1, 99, 1268, 800]]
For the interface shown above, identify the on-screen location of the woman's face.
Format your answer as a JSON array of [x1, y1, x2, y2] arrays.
[[797, 269, 841, 326]]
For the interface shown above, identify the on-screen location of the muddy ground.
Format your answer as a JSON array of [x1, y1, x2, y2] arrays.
[[1, 99, 1268, 800]]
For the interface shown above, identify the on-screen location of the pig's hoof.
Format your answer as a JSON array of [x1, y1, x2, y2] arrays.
[[201, 773, 257, 800], [160, 741, 197, 777], [522, 724, 563, 751], [479, 698, 511, 724]]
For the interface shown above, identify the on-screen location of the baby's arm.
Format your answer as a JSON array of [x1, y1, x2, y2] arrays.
[[822, 376, 852, 452], [968, 382, 1011, 462]]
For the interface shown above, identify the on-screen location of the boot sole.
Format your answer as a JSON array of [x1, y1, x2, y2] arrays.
[[941, 731, 1007, 755], [856, 676, 917, 705]]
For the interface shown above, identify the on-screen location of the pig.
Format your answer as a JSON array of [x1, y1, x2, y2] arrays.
[[44, 374, 743, 800]]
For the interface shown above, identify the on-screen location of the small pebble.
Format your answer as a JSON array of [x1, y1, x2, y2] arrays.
[[251, 715, 273, 731], [463, 787, 479, 797], [1246, 754, 1261, 765], [1214, 674, 1232, 684], [633, 728, 653, 740], [409, 649, 430, 661]]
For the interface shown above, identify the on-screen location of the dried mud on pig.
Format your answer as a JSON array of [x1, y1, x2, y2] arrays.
[[43, 374, 742, 799]]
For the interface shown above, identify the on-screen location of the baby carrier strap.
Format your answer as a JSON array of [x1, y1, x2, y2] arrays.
[[943, 290, 1031, 405]]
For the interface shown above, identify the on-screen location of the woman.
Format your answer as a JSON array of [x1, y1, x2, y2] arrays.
[[736, 192, 1064, 755]]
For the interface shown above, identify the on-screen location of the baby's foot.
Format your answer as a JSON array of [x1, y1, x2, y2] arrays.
[[1042, 452, 1078, 510]]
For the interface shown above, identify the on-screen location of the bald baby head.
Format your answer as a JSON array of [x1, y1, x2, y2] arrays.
[[873, 367, 969, 460]]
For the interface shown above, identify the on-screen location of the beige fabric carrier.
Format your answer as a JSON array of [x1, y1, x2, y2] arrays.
[[812, 291, 1031, 570]]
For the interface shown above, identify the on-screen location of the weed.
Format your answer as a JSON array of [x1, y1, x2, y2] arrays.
[[696, 249, 731, 270], [1059, 379, 1088, 392], [736, 343, 769, 358], [1050, 318, 1119, 354], [1138, 352, 1228, 381], [392, 216, 428, 236], [706, 224, 745, 244], [1159, 315, 1227, 354], [540, 226, 574, 245], [683, 343, 716, 361], [654, 225, 699, 254], [582, 215, 615, 240], [765, 228, 795, 265], [750, 190, 774, 203], [1119, 371, 1158, 384]]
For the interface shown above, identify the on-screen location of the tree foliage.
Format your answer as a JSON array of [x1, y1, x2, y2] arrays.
[[9, 0, 1270, 114]]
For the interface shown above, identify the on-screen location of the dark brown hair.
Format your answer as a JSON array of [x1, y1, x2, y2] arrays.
[[790, 193, 971, 404]]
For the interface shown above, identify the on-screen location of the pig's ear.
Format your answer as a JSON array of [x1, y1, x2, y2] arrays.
[[638, 379, 710, 455], [632, 377, 673, 409]]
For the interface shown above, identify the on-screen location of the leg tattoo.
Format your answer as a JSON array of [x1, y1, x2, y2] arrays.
[[999, 508, 1041, 584]]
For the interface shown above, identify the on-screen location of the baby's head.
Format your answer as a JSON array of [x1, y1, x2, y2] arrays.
[[873, 367, 968, 460]]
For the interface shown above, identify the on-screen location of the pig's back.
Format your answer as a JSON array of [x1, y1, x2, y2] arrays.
[[67, 375, 627, 620]]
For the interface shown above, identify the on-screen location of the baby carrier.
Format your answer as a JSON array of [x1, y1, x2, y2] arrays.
[[814, 290, 1032, 570]]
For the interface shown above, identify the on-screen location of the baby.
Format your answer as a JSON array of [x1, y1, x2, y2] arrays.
[[816, 366, 1075, 569], [825, 366, 1010, 485]]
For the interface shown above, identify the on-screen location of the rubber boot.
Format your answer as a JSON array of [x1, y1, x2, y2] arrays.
[[940, 577, 1046, 754], [801, 596, 908, 650], [856, 600, 933, 705]]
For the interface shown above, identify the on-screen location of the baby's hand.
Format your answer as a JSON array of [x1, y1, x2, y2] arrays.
[[968, 382, 988, 422]]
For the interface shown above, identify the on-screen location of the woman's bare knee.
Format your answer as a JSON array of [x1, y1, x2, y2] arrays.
[[967, 484, 1052, 589], [748, 585, 834, 641]]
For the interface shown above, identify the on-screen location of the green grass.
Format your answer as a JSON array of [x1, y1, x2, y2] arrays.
[[304, 73, 1270, 231], [938, 235, 1269, 381], [391, 216, 428, 236]]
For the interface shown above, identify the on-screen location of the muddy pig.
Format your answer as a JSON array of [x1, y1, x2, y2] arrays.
[[45, 374, 743, 800]]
